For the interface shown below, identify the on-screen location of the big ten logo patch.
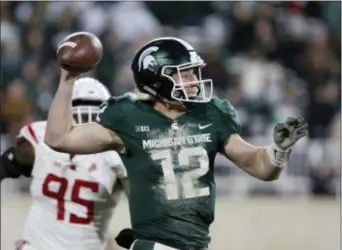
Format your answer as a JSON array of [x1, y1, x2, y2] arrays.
[[135, 126, 150, 133]]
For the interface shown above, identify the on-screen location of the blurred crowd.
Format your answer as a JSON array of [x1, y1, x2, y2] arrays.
[[1, 2, 340, 195]]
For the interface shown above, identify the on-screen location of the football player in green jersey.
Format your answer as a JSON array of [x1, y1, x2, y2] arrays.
[[45, 37, 308, 250]]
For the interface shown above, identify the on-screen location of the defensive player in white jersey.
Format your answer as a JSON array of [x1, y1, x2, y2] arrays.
[[0, 78, 128, 250]]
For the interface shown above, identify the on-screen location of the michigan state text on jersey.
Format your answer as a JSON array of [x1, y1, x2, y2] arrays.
[[97, 94, 240, 248]]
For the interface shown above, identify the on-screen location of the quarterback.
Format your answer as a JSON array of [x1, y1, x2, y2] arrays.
[[0, 78, 127, 250], [45, 37, 308, 250]]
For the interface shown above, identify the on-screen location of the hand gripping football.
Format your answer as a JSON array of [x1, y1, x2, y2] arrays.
[[56, 31, 103, 74]]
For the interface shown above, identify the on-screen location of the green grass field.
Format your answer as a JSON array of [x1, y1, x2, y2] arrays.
[[1, 187, 339, 250]]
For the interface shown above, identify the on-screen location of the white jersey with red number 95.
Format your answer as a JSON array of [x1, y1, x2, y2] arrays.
[[17, 121, 127, 250]]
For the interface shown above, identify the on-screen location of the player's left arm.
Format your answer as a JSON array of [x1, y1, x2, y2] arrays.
[[223, 117, 308, 181], [0, 138, 34, 181]]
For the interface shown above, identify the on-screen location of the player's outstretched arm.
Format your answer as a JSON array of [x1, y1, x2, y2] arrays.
[[44, 69, 124, 154], [46, 122, 124, 154], [223, 117, 308, 181], [0, 139, 34, 182]]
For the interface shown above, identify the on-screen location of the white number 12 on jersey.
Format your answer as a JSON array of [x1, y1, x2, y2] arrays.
[[150, 146, 210, 200]]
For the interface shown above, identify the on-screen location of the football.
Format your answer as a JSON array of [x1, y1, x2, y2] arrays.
[[56, 31, 103, 74]]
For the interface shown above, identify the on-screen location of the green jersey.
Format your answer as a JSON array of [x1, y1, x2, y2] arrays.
[[96, 93, 241, 247]]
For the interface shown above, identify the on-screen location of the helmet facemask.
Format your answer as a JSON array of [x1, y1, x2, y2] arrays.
[[71, 77, 111, 125], [71, 100, 103, 125], [161, 62, 213, 103], [72, 106, 99, 125]]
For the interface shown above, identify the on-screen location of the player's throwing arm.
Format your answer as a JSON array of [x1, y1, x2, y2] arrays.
[[44, 32, 124, 155]]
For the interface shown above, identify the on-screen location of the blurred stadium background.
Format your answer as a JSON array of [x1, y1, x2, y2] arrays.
[[1, 1, 340, 250]]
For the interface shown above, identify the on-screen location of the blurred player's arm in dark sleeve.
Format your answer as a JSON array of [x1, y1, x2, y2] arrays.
[[44, 69, 124, 155], [0, 138, 34, 182], [217, 99, 308, 181]]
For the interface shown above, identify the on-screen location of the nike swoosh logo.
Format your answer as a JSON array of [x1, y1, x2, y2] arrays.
[[199, 124, 212, 130]]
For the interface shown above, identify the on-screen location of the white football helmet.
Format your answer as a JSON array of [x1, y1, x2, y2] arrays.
[[72, 77, 111, 124]]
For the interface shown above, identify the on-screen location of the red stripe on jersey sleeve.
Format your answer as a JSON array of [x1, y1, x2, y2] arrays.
[[16, 137, 29, 146], [27, 124, 39, 144]]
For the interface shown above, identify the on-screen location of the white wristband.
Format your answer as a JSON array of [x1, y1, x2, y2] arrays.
[[266, 144, 291, 168]]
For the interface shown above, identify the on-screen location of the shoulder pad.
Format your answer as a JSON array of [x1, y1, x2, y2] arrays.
[[17, 121, 47, 148], [210, 97, 237, 116], [99, 96, 116, 107], [210, 97, 241, 138], [99, 92, 136, 108], [113, 92, 139, 102], [96, 92, 137, 128]]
